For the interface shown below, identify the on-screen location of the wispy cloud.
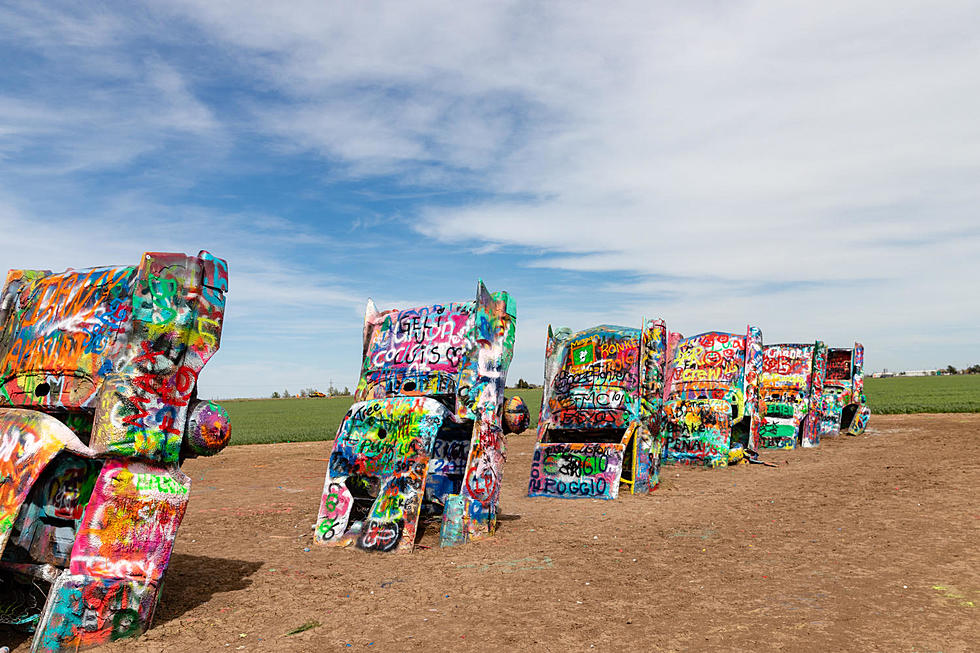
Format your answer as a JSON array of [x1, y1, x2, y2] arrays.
[[1, 0, 977, 397]]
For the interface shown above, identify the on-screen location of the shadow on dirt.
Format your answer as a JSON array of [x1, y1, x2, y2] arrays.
[[153, 553, 262, 626]]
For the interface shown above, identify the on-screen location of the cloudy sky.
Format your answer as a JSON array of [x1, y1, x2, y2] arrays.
[[1, 1, 977, 398]]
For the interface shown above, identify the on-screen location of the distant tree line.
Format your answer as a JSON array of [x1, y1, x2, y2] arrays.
[[271, 385, 351, 399], [944, 364, 980, 375]]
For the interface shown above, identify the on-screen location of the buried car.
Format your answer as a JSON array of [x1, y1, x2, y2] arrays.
[[661, 327, 763, 467], [816, 343, 870, 437], [313, 282, 516, 552], [750, 342, 827, 450], [528, 321, 668, 500], [0, 252, 230, 651]]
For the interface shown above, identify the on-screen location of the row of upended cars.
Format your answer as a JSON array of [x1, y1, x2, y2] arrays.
[[312, 284, 870, 554], [0, 255, 869, 651]]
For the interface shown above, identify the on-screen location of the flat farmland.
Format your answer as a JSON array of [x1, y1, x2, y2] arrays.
[[4, 414, 974, 652], [222, 388, 545, 446], [864, 374, 980, 413], [221, 376, 977, 446]]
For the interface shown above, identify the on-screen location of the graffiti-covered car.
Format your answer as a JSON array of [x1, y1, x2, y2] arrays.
[[528, 321, 667, 500], [0, 252, 230, 651], [750, 342, 827, 450], [661, 327, 763, 467], [816, 343, 870, 437], [314, 282, 516, 552]]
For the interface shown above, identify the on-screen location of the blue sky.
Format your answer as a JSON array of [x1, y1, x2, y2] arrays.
[[1, 1, 977, 398]]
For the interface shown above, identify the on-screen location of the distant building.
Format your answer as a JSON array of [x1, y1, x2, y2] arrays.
[[872, 370, 941, 377], [897, 370, 939, 377]]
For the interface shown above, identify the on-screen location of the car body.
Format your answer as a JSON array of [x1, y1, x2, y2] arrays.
[[0, 251, 230, 652], [314, 282, 516, 552], [750, 342, 827, 450], [815, 343, 870, 437], [528, 321, 668, 500], [661, 327, 763, 467]]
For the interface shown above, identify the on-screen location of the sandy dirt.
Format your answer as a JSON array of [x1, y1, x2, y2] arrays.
[[4, 414, 978, 652]]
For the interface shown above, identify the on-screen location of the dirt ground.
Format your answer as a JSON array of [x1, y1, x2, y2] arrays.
[[5, 414, 978, 652]]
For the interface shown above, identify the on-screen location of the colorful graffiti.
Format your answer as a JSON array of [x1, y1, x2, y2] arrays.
[[801, 342, 828, 447], [529, 321, 667, 499], [661, 327, 762, 467], [32, 574, 156, 650], [315, 281, 516, 552], [70, 460, 189, 583], [0, 251, 229, 651], [529, 440, 624, 499], [751, 343, 819, 450], [0, 411, 93, 554], [10, 453, 101, 569], [502, 395, 530, 434], [315, 396, 444, 553], [662, 398, 732, 465], [816, 343, 870, 437], [185, 399, 232, 457], [1, 252, 227, 462]]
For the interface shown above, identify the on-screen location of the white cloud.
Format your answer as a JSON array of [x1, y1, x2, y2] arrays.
[[2, 0, 977, 394], [0, 5, 223, 176], [143, 60, 218, 134], [0, 197, 375, 396]]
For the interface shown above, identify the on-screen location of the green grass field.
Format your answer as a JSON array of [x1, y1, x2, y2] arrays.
[[222, 376, 977, 446], [222, 397, 353, 446], [864, 374, 980, 414], [223, 389, 546, 446]]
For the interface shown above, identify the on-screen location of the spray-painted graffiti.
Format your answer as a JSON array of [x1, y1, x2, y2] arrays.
[[10, 452, 101, 568], [184, 399, 231, 457], [316, 396, 442, 553], [529, 321, 667, 499], [0, 251, 229, 651], [365, 305, 470, 370], [502, 395, 530, 434], [315, 281, 516, 552], [750, 343, 820, 450], [70, 460, 189, 583], [801, 342, 828, 447], [528, 442, 622, 499], [424, 436, 471, 504], [815, 343, 871, 437], [1, 252, 228, 462], [662, 398, 732, 466], [32, 573, 157, 650], [661, 327, 762, 467], [848, 404, 871, 435], [0, 411, 85, 553]]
